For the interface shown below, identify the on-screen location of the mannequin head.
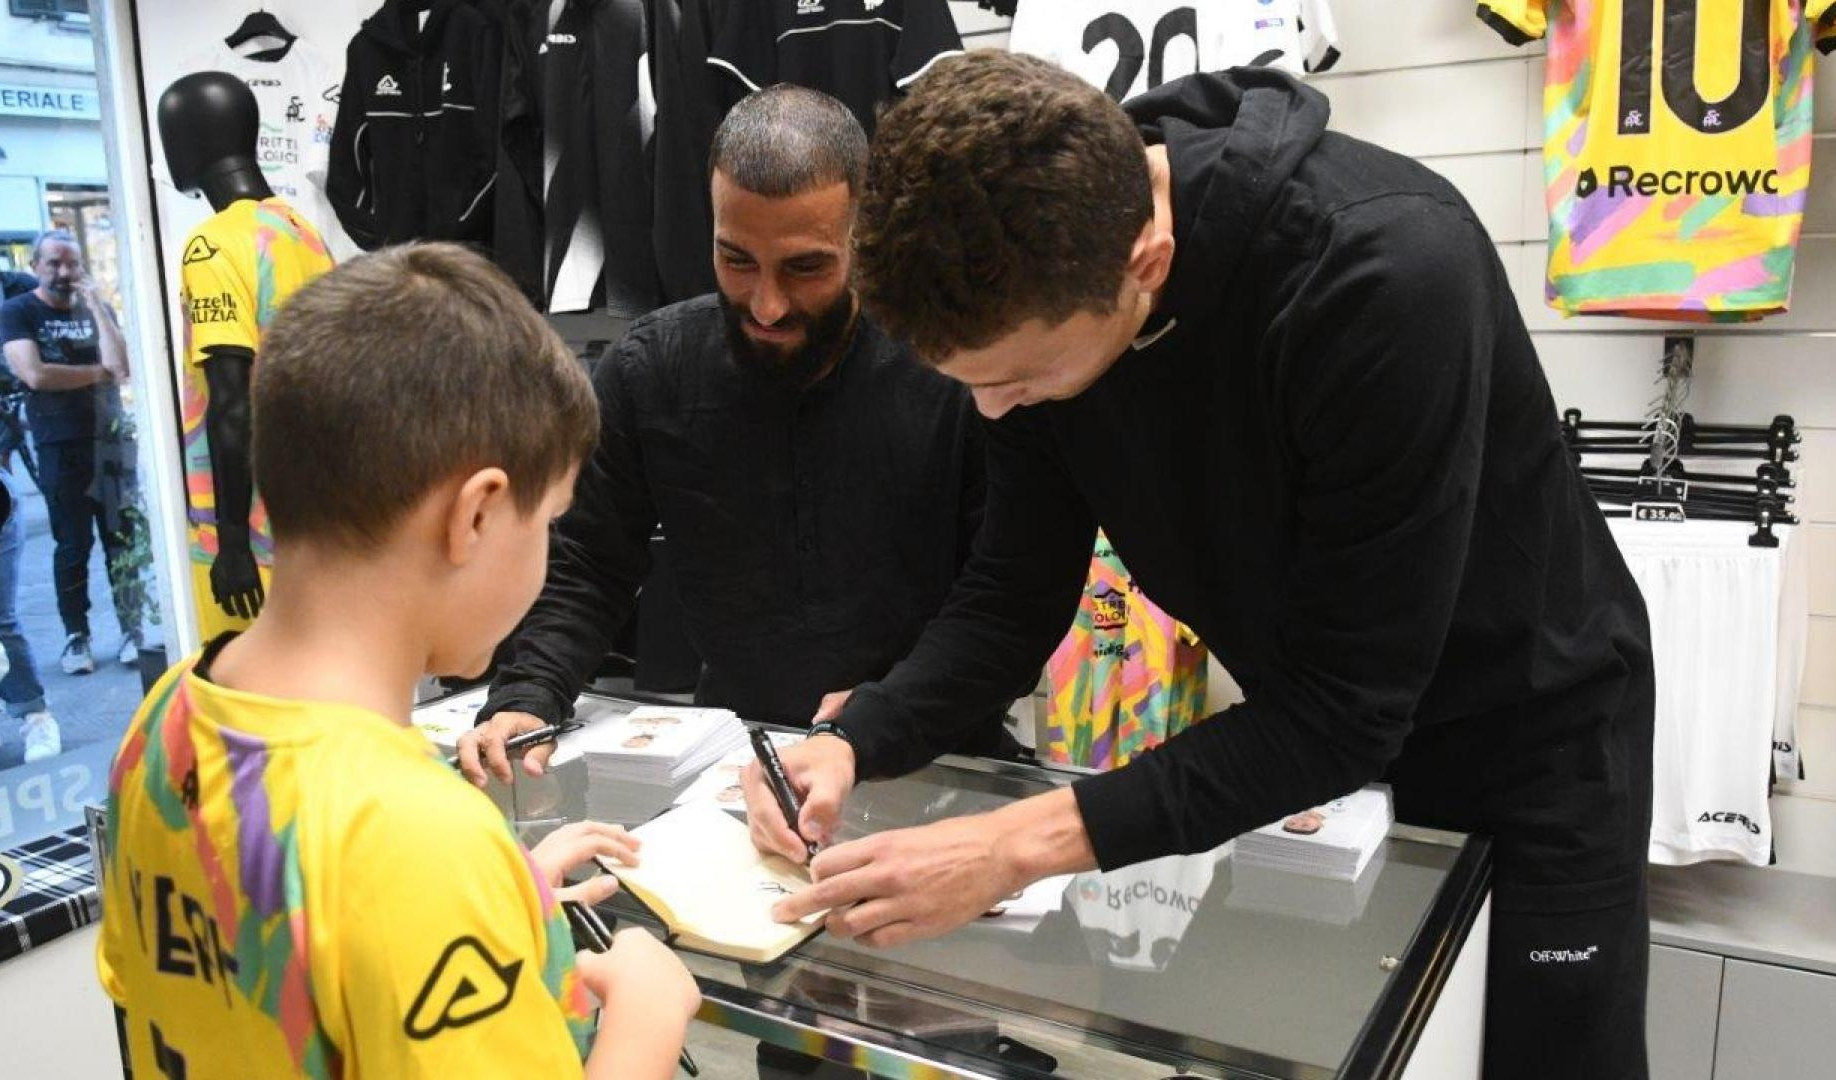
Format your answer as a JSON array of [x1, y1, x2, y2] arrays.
[[158, 71, 272, 210]]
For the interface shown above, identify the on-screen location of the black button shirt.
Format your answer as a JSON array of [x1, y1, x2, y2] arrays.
[[486, 295, 1006, 736]]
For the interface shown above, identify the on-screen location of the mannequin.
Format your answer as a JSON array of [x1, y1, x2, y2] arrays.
[[159, 72, 333, 635]]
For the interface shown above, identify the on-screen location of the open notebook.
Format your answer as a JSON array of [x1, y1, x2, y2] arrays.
[[600, 803, 825, 964]]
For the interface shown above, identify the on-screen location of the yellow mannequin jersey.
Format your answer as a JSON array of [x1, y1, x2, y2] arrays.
[[1479, 0, 1836, 319], [97, 649, 594, 1078], [179, 197, 333, 568]]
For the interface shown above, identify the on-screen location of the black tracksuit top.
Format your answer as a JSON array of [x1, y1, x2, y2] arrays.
[[327, 0, 500, 249], [835, 69, 1653, 871]]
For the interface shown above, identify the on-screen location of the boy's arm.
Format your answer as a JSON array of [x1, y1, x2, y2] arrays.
[[328, 792, 596, 1076]]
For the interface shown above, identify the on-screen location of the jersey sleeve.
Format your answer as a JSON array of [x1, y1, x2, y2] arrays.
[[1299, 0, 1342, 73], [321, 784, 592, 1076], [706, 0, 773, 94], [179, 229, 259, 363], [1476, 1, 1547, 45], [892, 0, 965, 89]]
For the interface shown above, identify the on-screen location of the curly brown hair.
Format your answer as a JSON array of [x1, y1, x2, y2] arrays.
[[854, 52, 1152, 360]]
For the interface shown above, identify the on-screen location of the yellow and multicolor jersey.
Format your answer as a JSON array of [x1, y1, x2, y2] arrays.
[[97, 647, 593, 1079], [179, 197, 332, 565], [1479, 0, 1836, 319]]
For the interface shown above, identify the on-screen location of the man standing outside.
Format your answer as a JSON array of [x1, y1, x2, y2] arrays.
[[0, 230, 143, 682], [459, 85, 1016, 785], [749, 55, 1654, 1079]]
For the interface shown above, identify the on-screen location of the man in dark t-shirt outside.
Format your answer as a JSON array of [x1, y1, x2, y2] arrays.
[[0, 230, 142, 680]]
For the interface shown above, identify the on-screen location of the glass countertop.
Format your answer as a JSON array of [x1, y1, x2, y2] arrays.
[[500, 694, 1486, 1080]]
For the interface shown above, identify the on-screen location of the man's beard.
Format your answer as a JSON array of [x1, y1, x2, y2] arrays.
[[720, 290, 857, 387]]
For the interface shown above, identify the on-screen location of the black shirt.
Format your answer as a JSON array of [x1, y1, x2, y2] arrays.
[[485, 295, 1011, 741], [835, 70, 1651, 871], [0, 291, 110, 446], [708, 0, 962, 136]]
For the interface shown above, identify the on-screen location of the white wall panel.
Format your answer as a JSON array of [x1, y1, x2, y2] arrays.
[[1321, 58, 1532, 158], [1423, 152, 1533, 242], [1802, 619, 1836, 708], [1322, 0, 1538, 75], [1807, 525, 1836, 618]]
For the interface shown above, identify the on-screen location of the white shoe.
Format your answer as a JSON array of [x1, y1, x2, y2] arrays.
[[60, 634, 94, 675], [118, 636, 140, 667], [22, 711, 60, 763]]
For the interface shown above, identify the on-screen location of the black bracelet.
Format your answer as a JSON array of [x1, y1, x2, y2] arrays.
[[806, 720, 853, 746]]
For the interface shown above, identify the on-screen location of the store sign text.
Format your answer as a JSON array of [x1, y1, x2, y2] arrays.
[[0, 83, 101, 120]]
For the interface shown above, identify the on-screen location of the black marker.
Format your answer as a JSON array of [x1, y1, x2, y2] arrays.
[[446, 719, 582, 769], [750, 726, 819, 859]]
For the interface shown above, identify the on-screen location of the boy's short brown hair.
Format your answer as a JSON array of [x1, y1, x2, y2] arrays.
[[853, 52, 1152, 360], [252, 243, 597, 549]]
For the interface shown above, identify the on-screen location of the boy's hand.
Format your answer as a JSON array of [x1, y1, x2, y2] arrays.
[[529, 820, 641, 887], [458, 710, 556, 786], [578, 928, 700, 1021]]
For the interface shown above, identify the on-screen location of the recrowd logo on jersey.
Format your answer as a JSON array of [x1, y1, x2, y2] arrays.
[[796, 0, 824, 13], [1697, 810, 1762, 835], [1575, 165, 1779, 200], [375, 74, 402, 96]]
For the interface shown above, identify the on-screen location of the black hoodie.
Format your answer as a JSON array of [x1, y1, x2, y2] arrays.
[[836, 70, 1652, 870], [327, 0, 501, 249]]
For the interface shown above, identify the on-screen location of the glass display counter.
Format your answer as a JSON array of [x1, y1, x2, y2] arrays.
[[510, 694, 1493, 1080]]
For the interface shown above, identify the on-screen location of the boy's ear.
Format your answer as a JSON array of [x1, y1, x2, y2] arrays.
[[445, 467, 512, 566]]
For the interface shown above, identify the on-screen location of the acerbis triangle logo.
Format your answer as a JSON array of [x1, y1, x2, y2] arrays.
[[182, 236, 219, 265], [376, 74, 402, 96], [403, 937, 523, 1040], [1576, 168, 1600, 198]]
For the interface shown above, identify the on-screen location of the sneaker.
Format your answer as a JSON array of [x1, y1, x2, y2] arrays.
[[60, 633, 95, 675], [21, 711, 60, 763], [118, 634, 140, 667]]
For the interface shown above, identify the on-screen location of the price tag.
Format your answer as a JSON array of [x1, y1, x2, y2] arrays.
[[1631, 502, 1687, 524]]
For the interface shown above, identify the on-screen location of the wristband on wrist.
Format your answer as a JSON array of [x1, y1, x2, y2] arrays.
[[806, 720, 853, 747]]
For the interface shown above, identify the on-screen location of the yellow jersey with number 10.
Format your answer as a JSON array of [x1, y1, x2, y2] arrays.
[[1479, 0, 1835, 320]]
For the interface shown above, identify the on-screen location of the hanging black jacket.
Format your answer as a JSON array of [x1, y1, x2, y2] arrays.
[[836, 70, 1652, 871], [327, 0, 502, 249]]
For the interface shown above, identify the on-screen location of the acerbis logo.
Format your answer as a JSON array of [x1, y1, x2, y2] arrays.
[[1576, 164, 1779, 199], [796, 0, 824, 13], [1529, 946, 1599, 964], [547, 33, 577, 44], [376, 74, 402, 96], [1698, 811, 1762, 835]]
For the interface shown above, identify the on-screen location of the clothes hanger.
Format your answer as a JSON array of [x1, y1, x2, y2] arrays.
[[224, 5, 297, 53]]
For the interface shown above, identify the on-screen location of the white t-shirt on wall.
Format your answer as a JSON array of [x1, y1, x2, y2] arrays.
[[157, 37, 358, 263], [1008, 0, 1340, 102]]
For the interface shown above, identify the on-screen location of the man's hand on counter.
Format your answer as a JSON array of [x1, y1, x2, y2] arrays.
[[743, 731, 857, 862], [457, 710, 555, 787], [771, 787, 1100, 948]]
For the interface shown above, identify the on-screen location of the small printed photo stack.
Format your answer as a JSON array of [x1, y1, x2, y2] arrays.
[[1233, 785, 1394, 882]]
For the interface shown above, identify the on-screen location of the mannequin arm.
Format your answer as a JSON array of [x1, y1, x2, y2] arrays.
[[201, 346, 263, 617]]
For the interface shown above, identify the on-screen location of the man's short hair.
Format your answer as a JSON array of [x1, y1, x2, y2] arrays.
[[854, 52, 1153, 360], [30, 229, 79, 264], [709, 84, 869, 198], [253, 243, 597, 550]]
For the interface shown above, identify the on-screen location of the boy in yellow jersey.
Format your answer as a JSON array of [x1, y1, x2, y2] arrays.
[[96, 243, 700, 1078]]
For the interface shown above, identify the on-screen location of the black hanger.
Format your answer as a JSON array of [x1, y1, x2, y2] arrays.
[[225, 6, 297, 51]]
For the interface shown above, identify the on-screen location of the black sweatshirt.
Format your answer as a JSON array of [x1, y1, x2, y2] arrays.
[[835, 70, 1651, 871], [327, 0, 501, 249], [484, 297, 1015, 744]]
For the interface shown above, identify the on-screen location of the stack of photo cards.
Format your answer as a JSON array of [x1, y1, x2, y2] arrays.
[[672, 730, 803, 812], [571, 703, 749, 823], [1233, 785, 1393, 882]]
